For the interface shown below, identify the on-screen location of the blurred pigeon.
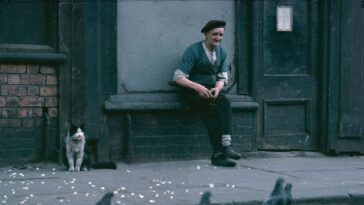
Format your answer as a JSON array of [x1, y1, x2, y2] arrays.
[[199, 191, 212, 205], [262, 178, 292, 205], [285, 183, 293, 205], [95, 192, 114, 205]]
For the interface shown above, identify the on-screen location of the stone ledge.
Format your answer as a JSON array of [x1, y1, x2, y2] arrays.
[[104, 93, 259, 111], [0, 52, 66, 65]]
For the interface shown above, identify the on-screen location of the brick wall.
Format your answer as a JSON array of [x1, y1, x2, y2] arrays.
[[109, 110, 255, 162], [0, 64, 58, 164]]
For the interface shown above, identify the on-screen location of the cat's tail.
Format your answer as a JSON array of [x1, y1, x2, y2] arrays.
[[92, 162, 117, 169]]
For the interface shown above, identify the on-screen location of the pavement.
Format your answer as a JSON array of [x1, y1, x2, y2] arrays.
[[0, 152, 364, 205]]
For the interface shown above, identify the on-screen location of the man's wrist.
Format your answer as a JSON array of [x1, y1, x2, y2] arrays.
[[215, 81, 225, 90]]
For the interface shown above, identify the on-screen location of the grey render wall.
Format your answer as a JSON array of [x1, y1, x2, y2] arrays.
[[117, 0, 235, 93]]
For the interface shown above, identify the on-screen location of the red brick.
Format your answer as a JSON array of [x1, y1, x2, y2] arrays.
[[19, 97, 43, 107], [27, 65, 40, 74], [48, 108, 58, 118], [20, 75, 29, 84], [1, 85, 27, 96], [8, 75, 21, 84], [27, 86, 39, 96], [28, 74, 46, 85], [0, 108, 27, 118], [0, 97, 5, 107], [40, 86, 57, 96], [40, 66, 56, 74], [0, 65, 26, 74], [46, 75, 57, 85], [28, 108, 43, 118], [6, 97, 20, 107], [45, 97, 58, 107], [0, 74, 7, 84], [0, 119, 21, 127]]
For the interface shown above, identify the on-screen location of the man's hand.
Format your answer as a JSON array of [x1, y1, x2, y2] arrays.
[[195, 84, 212, 99], [209, 87, 221, 99], [175, 77, 212, 99], [210, 81, 224, 99]]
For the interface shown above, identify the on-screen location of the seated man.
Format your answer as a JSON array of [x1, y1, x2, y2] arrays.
[[173, 20, 241, 167]]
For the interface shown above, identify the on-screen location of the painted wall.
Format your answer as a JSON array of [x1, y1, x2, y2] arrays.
[[117, 0, 235, 93]]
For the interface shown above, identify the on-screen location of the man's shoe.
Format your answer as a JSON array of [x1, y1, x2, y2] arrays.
[[223, 145, 241, 160], [211, 152, 236, 167]]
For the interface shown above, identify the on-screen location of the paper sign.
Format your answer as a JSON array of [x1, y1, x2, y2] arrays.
[[277, 6, 293, 32]]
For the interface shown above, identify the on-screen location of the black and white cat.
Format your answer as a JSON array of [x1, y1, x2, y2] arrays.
[[64, 123, 117, 171]]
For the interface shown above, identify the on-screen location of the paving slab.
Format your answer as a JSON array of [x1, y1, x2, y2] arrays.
[[0, 152, 363, 205]]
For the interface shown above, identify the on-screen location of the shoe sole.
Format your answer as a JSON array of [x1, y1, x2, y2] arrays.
[[211, 161, 236, 167], [227, 155, 241, 160]]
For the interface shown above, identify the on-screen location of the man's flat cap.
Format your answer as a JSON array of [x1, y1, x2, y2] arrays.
[[201, 20, 226, 33]]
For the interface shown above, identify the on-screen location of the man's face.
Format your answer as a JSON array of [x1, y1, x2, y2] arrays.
[[205, 27, 224, 49]]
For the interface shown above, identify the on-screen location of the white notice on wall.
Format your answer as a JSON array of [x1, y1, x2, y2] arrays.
[[277, 6, 293, 32]]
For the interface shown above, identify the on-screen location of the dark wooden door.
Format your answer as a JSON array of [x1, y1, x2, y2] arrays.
[[327, 0, 364, 154], [253, 0, 319, 150]]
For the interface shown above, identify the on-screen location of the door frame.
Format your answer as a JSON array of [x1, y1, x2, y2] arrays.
[[250, 0, 324, 151]]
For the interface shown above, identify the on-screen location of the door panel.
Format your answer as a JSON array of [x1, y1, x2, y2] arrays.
[[254, 0, 318, 150], [327, 0, 364, 153]]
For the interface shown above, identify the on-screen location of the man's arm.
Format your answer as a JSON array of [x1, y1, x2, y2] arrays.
[[210, 80, 225, 99], [175, 77, 212, 99]]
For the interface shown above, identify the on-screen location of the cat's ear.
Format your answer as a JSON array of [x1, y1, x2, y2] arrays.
[[70, 123, 78, 133], [79, 123, 85, 130]]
